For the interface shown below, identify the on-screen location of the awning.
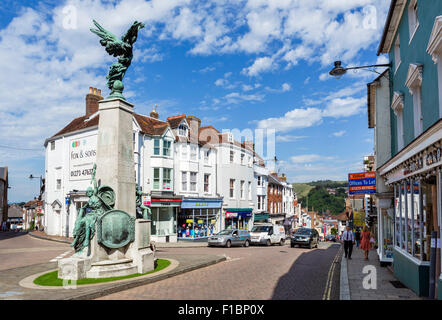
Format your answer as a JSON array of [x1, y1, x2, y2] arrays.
[[254, 213, 269, 221]]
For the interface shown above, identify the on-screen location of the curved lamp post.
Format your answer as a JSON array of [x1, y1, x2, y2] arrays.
[[29, 174, 43, 200], [329, 61, 391, 79]]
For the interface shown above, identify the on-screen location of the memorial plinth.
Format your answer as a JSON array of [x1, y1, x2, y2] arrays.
[[58, 98, 154, 280]]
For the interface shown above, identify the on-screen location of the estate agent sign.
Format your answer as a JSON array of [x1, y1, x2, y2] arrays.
[[69, 135, 97, 181], [348, 172, 376, 195]]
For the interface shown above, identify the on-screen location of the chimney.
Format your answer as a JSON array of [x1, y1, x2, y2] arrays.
[[187, 115, 201, 144], [280, 174, 287, 182], [150, 105, 159, 119], [244, 140, 254, 151], [85, 87, 103, 117], [186, 115, 201, 129]]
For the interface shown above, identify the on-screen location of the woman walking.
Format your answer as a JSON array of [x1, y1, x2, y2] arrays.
[[360, 226, 371, 260]]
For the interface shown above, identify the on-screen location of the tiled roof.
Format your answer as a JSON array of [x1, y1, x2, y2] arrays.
[[51, 115, 99, 138], [167, 114, 186, 129], [24, 200, 43, 208]]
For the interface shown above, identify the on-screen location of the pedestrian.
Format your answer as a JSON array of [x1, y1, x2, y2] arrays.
[[1, 221, 5, 231], [341, 226, 355, 259], [355, 228, 361, 248], [360, 226, 371, 260]]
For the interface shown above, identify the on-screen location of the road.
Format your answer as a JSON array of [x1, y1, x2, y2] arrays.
[[98, 241, 341, 300], [0, 231, 72, 271]]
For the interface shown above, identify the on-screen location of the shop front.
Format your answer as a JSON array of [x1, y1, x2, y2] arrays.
[[178, 198, 223, 240], [150, 196, 182, 243], [224, 208, 253, 230], [380, 131, 442, 297]]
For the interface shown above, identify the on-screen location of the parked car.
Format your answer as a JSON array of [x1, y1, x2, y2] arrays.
[[250, 223, 286, 246], [326, 234, 336, 242], [291, 228, 320, 249], [208, 229, 251, 248]]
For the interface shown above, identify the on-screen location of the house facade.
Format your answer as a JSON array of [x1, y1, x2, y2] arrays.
[[373, 0, 442, 298]]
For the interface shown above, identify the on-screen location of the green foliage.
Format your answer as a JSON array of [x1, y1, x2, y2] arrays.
[[292, 183, 315, 199], [34, 259, 171, 286], [297, 181, 346, 215], [29, 218, 35, 231], [331, 228, 338, 235]]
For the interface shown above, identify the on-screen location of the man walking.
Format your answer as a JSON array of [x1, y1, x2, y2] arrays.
[[342, 226, 355, 259]]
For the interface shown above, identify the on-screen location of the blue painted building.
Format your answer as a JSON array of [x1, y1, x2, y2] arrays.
[[373, 0, 442, 298]]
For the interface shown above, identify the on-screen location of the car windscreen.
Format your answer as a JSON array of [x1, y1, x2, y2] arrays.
[[251, 226, 271, 232], [217, 230, 232, 235], [295, 228, 312, 235]]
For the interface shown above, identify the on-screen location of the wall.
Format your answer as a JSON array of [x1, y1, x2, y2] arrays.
[[389, 0, 442, 155]]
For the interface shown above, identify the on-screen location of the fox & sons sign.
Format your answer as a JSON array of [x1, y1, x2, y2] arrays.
[[69, 135, 97, 181]]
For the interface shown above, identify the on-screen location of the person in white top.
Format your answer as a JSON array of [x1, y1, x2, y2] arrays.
[[341, 225, 355, 259]]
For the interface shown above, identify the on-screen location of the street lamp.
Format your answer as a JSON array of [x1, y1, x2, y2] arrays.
[[29, 174, 43, 200], [329, 60, 391, 79]]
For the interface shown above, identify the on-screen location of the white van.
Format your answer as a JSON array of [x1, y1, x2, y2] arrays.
[[250, 223, 286, 246]]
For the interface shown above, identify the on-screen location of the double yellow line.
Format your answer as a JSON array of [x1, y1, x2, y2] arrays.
[[322, 245, 342, 300]]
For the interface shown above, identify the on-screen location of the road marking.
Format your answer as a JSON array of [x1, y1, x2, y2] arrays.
[[49, 250, 73, 262], [0, 291, 24, 298], [322, 245, 342, 300]]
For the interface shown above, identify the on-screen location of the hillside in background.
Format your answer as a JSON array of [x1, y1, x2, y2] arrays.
[[293, 180, 347, 216]]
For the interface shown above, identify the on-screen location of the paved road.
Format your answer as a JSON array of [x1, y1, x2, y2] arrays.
[[0, 232, 72, 271], [98, 242, 341, 300]]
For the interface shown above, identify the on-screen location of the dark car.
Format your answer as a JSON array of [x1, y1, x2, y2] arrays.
[[291, 228, 320, 249], [326, 234, 337, 242]]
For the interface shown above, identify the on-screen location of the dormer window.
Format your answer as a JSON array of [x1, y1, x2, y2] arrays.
[[178, 124, 188, 137]]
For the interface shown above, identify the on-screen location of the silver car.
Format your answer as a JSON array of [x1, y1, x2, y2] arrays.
[[208, 229, 251, 248]]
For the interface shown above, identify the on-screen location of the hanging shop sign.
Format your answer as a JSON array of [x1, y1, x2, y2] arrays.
[[69, 135, 97, 181], [142, 195, 151, 206], [348, 172, 376, 195]]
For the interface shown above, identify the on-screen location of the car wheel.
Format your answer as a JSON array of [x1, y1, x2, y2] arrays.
[[309, 241, 313, 249], [266, 239, 271, 246], [290, 243, 294, 248], [244, 240, 250, 247], [280, 239, 285, 246], [225, 240, 231, 248]]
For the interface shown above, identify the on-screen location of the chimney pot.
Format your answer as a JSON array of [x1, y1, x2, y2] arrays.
[[93, 88, 97, 95], [98, 89, 101, 97], [89, 87, 93, 94]]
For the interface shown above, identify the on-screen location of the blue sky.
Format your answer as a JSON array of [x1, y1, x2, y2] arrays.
[[0, 0, 391, 202]]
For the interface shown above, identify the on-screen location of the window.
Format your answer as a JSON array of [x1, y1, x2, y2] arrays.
[[204, 174, 210, 193], [257, 176, 262, 186], [248, 181, 252, 200], [178, 124, 187, 137], [228, 133, 233, 143], [163, 168, 172, 190], [241, 153, 245, 165], [190, 145, 197, 161], [204, 149, 210, 164], [181, 171, 187, 191], [394, 36, 401, 72], [230, 179, 235, 198], [163, 140, 171, 157], [153, 168, 160, 190], [408, 0, 419, 42], [181, 144, 187, 159], [258, 196, 262, 210], [153, 139, 160, 155], [230, 150, 234, 163], [190, 172, 197, 192], [240, 181, 245, 199], [248, 155, 252, 167], [56, 179, 61, 190], [51, 141, 55, 150], [405, 64, 424, 138]]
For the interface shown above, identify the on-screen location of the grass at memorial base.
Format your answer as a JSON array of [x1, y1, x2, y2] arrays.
[[34, 259, 171, 286]]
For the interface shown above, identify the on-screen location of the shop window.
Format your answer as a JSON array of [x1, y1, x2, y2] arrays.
[[181, 171, 187, 191], [163, 140, 171, 157], [204, 174, 210, 193], [190, 172, 197, 192], [153, 168, 160, 190], [153, 138, 160, 155]]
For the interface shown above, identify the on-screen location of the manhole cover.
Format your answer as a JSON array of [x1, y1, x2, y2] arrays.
[[390, 280, 407, 288], [280, 251, 288, 253]]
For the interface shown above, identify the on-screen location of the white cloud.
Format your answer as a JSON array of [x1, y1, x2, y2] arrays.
[[242, 56, 275, 76], [276, 135, 307, 142], [256, 108, 323, 132], [290, 154, 333, 164], [281, 83, 291, 92], [323, 97, 366, 118], [332, 130, 346, 137]]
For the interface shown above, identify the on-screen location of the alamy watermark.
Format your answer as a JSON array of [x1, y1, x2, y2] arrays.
[[362, 265, 377, 290], [62, 5, 78, 30]]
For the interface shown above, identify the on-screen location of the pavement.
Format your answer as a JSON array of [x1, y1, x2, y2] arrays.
[[0, 232, 226, 300], [340, 244, 422, 300]]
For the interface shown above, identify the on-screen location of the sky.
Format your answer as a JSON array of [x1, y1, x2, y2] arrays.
[[0, 0, 391, 202]]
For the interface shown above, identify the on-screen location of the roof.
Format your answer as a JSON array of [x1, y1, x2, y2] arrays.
[[167, 114, 186, 129], [367, 69, 389, 129], [7, 205, 22, 218], [268, 174, 283, 186], [133, 113, 170, 136], [377, 0, 407, 55], [24, 200, 43, 208]]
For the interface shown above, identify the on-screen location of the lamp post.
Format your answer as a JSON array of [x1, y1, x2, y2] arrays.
[[29, 174, 43, 199], [329, 61, 391, 79]]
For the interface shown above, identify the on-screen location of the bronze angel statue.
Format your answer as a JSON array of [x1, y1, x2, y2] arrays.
[[90, 20, 145, 100]]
